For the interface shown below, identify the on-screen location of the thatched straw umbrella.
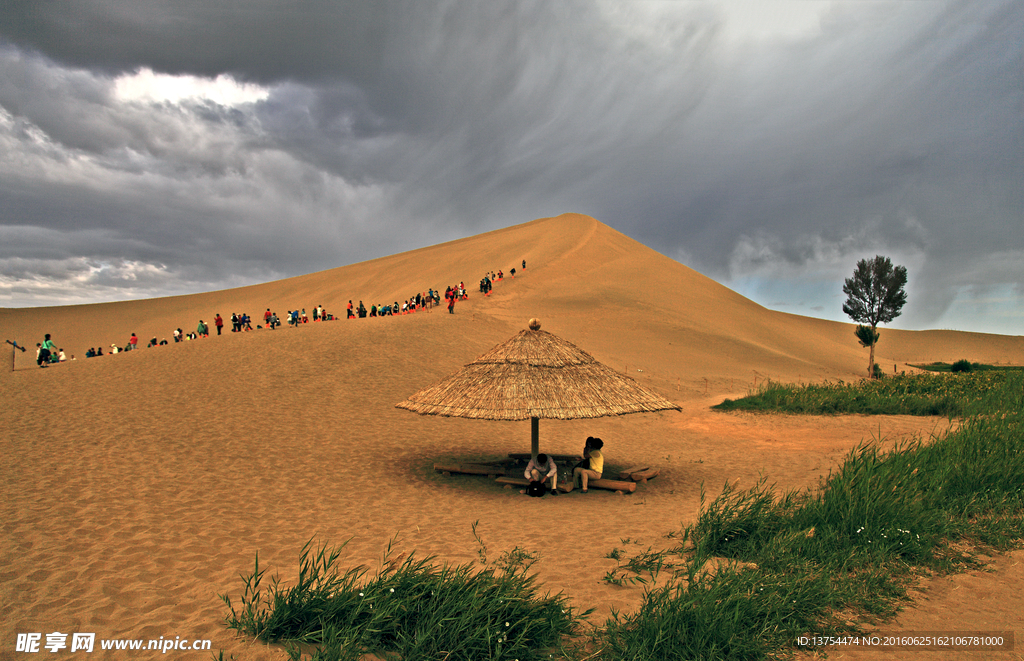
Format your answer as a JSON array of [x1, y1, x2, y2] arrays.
[[396, 319, 681, 460]]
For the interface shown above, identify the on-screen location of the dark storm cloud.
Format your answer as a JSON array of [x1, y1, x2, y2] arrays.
[[1, 0, 388, 85], [0, 1, 1021, 333]]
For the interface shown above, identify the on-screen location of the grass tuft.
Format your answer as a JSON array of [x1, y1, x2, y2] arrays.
[[222, 535, 590, 661]]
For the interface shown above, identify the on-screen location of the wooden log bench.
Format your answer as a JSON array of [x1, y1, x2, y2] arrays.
[[583, 478, 636, 494], [617, 466, 660, 483], [496, 476, 636, 494], [494, 477, 574, 493], [434, 463, 505, 478]]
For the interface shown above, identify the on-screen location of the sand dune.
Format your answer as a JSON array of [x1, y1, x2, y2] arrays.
[[2, 213, 1022, 659]]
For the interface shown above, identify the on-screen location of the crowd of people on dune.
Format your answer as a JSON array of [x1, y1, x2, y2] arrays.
[[28, 260, 526, 367]]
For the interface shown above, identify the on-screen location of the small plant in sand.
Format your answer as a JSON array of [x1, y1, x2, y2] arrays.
[[471, 519, 488, 565], [603, 540, 676, 588], [494, 545, 539, 574]]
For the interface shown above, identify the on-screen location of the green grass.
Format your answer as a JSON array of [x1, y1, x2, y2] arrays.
[[221, 536, 590, 661], [603, 372, 1024, 660], [712, 372, 1011, 417]]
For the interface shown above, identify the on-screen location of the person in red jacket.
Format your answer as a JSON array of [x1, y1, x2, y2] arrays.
[[214, 314, 224, 335]]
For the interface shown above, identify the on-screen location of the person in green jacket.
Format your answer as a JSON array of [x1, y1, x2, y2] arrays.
[[38, 333, 56, 367]]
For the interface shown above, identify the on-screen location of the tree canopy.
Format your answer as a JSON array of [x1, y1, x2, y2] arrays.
[[842, 256, 908, 328]]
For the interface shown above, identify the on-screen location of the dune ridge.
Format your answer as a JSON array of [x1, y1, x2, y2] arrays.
[[2, 213, 1022, 660], [4, 213, 1020, 377]]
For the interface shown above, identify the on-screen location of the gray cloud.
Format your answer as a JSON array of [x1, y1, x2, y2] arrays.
[[2, 1, 389, 86], [1, 1, 1021, 333]]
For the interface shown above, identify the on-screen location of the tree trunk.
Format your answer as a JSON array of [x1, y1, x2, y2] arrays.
[[867, 330, 876, 378]]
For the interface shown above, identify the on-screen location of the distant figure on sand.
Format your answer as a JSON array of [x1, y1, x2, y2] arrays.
[[573, 437, 604, 492], [37, 334, 56, 367], [524, 453, 558, 493]]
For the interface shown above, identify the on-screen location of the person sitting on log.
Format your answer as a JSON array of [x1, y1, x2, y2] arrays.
[[524, 453, 558, 494], [573, 437, 604, 493]]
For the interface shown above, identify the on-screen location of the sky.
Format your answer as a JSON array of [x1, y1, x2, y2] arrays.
[[1, 1, 1021, 335]]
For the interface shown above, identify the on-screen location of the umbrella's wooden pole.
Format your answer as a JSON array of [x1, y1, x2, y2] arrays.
[[531, 417, 539, 462]]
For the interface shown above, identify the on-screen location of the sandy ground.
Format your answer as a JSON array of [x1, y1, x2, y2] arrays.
[[2, 214, 1022, 660]]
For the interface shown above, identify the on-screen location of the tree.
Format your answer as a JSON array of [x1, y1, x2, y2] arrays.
[[842, 255, 908, 378]]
